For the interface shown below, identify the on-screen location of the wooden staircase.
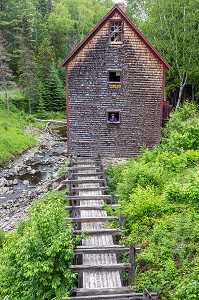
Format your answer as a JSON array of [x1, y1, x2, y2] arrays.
[[62, 156, 157, 300]]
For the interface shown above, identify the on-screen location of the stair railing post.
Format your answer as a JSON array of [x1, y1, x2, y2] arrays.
[[128, 244, 136, 285]]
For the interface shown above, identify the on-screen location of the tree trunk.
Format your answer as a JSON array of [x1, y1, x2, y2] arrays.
[[175, 75, 187, 111]]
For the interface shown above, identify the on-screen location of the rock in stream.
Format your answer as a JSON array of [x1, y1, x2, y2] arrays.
[[0, 125, 68, 232]]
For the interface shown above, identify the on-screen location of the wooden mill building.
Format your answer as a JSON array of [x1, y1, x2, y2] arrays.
[[61, 4, 170, 158]]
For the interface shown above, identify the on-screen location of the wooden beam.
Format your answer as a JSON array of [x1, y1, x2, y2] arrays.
[[74, 286, 136, 296], [71, 263, 131, 272], [70, 186, 108, 191], [66, 195, 118, 200], [71, 161, 101, 165], [63, 179, 105, 184], [62, 291, 157, 300], [65, 216, 118, 223], [65, 166, 101, 171], [70, 172, 104, 176], [73, 228, 121, 236], [74, 245, 129, 254], [65, 204, 121, 210]]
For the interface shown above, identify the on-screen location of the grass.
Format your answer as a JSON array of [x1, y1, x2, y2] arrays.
[[0, 108, 38, 164]]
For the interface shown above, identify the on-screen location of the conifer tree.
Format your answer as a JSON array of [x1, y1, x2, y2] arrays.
[[45, 64, 65, 111], [0, 31, 15, 110]]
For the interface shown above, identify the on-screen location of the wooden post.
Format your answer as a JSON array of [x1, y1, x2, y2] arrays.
[[68, 171, 72, 197], [119, 214, 126, 228], [111, 192, 115, 204], [78, 271, 83, 288], [128, 245, 136, 285]]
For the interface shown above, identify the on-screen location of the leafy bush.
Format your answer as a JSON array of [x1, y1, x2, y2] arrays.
[[0, 191, 76, 300], [106, 102, 199, 299]]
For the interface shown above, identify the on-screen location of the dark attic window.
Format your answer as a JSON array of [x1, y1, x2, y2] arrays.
[[108, 70, 122, 83], [107, 111, 120, 124], [110, 20, 123, 43]]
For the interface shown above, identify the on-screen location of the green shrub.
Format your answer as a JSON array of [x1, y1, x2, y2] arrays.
[[0, 229, 6, 248], [106, 102, 199, 299], [0, 191, 76, 300]]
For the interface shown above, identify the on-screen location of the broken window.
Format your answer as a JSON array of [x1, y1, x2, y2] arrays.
[[110, 21, 123, 43], [108, 70, 122, 82]]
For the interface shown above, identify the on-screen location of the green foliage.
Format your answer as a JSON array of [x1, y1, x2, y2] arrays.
[[0, 108, 37, 163], [0, 230, 6, 248], [57, 161, 69, 177], [126, 0, 199, 105], [162, 102, 199, 151], [0, 191, 76, 300], [106, 103, 199, 299], [0, 0, 114, 113]]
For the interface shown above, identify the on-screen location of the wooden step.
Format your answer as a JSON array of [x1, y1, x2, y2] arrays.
[[70, 286, 136, 296], [63, 179, 105, 184], [65, 204, 121, 211], [65, 216, 118, 223], [66, 195, 118, 201], [70, 156, 101, 161], [65, 172, 104, 177], [66, 166, 102, 171], [71, 263, 131, 272], [74, 245, 129, 254], [62, 291, 157, 300], [70, 186, 108, 191], [71, 161, 101, 166], [73, 228, 121, 236]]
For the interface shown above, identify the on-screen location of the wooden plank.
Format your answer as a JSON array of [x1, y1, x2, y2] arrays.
[[70, 186, 108, 191], [71, 161, 101, 165], [73, 228, 121, 236], [66, 172, 104, 176], [62, 292, 158, 300], [65, 204, 121, 210], [65, 166, 101, 171], [74, 245, 129, 254], [66, 195, 118, 200], [128, 245, 136, 285], [75, 286, 136, 296], [65, 216, 118, 223], [71, 263, 131, 272], [63, 179, 105, 184]]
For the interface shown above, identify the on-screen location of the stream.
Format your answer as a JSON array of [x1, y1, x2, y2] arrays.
[[0, 124, 68, 232]]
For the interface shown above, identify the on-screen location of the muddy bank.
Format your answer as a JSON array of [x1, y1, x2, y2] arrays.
[[0, 125, 68, 232]]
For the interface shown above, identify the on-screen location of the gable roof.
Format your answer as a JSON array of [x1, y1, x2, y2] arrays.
[[61, 4, 171, 69]]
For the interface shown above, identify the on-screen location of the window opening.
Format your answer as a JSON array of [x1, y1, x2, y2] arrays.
[[110, 21, 122, 43], [109, 71, 121, 82], [107, 111, 120, 123]]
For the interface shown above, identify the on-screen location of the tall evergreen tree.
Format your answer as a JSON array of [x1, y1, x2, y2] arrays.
[[0, 31, 15, 110], [19, 48, 41, 114], [45, 64, 65, 111]]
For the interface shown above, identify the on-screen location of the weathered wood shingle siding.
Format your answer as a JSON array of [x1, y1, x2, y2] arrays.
[[67, 12, 164, 158]]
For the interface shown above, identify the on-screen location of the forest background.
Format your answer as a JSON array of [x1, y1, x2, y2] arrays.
[[0, 0, 199, 115]]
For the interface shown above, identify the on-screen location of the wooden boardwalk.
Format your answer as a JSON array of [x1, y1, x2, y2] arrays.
[[62, 157, 157, 300]]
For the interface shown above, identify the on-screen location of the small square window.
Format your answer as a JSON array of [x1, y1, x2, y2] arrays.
[[107, 111, 120, 123], [108, 71, 122, 82], [110, 21, 123, 43]]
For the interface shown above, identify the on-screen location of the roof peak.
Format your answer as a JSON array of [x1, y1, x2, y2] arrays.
[[61, 5, 170, 69]]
